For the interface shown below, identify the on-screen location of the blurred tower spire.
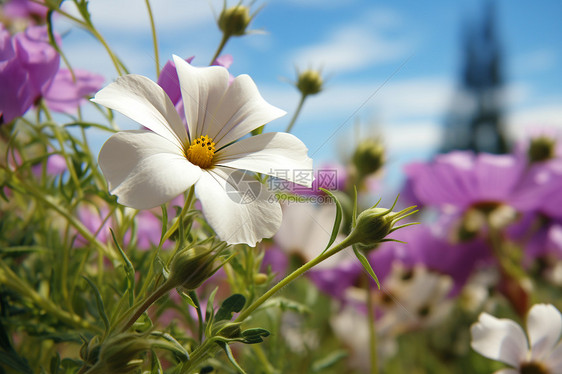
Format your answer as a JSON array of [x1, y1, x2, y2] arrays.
[[441, 0, 508, 154]]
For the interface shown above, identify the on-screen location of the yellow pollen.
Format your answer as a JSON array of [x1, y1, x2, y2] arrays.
[[186, 135, 216, 169]]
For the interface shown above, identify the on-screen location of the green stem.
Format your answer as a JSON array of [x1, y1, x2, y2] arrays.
[[365, 276, 378, 374], [182, 236, 354, 372], [119, 280, 174, 333], [9, 174, 115, 260], [236, 235, 352, 322], [0, 262, 102, 334], [210, 33, 230, 65], [285, 93, 307, 133], [144, 0, 160, 78], [50, 123, 84, 199]]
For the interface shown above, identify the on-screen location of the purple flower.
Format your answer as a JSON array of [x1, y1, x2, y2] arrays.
[[135, 210, 173, 250], [2, 0, 49, 25], [389, 223, 492, 295], [405, 151, 552, 214], [43, 68, 104, 114], [1, 25, 103, 123], [309, 242, 407, 301], [291, 162, 348, 197], [0, 25, 59, 123]]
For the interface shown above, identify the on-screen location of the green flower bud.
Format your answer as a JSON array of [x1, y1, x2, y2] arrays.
[[168, 246, 217, 290], [352, 138, 385, 178], [85, 333, 150, 374], [347, 202, 417, 247], [296, 69, 323, 96], [218, 5, 252, 37], [528, 136, 556, 163]]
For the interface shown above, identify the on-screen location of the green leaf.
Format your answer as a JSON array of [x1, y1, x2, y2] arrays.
[[215, 294, 246, 321], [352, 245, 380, 289], [259, 297, 312, 315], [216, 341, 248, 374], [149, 331, 189, 361], [319, 188, 343, 255], [241, 328, 270, 344], [110, 228, 135, 307], [312, 350, 348, 372], [82, 276, 110, 333], [179, 290, 197, 309], [159, 204, 168, 248]]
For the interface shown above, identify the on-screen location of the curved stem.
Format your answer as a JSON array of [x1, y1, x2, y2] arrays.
[[210, 33, 230, 65], [182, 236, 354, 372], [365, 276, 378, 374], [235, 235, 353, 322], [285, 93, 307, 133], [144, 0, 160, 78], [119, 280, 174, 333]]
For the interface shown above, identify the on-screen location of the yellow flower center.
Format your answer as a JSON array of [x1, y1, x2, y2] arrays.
[[186, 135, 216, 169]]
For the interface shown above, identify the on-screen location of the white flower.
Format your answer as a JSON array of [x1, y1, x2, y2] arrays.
[[274, 202, 350, 268], [471, 303, 562, 374], [93, 55, 312, 246]]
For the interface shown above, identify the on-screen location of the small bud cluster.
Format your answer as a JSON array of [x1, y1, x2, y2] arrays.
[[347, 200, 417, 247], [296, 69, 323, 96], [352, 138, 385, 179], [218, 4, 252, 37], [528, 136, 556, 163], [168, 245, 219, 290]]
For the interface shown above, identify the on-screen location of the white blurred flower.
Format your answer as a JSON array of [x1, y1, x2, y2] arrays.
[[471, 303, 562, 374], [93, 56, 312, 245], [331, 305, 397, 372], [373, 264, 454, 334], [274, 202, 350, 268]]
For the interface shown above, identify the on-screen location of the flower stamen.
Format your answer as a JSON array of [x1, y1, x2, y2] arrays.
[[186, 135, 216, 169]]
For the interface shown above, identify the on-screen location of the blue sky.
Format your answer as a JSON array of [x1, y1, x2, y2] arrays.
[[57, 0, 562, 186]]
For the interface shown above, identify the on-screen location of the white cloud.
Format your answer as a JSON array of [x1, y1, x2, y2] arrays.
[[289, 11, 412, 74], [511, 49, 558, 75], [61, 0, 221, 33], [506, 103, 562, 141]]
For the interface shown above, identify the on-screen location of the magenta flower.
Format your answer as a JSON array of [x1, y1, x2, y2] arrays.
[[43, 68, 104, 115], [405, 151, 552, 214], [1, 25, 103, 123], [1, 0, 49, 25], [388, 223, 492, 295], [1, 25, 58, 123]]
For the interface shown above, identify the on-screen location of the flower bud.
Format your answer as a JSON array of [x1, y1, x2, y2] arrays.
[[253, 272, 268, 284], [347, 203, 417, 247], [218, 5, 251, 37], [168, 246, 217, 290], [352, 138, 385, 179], [296, 69, 323, 96], [85, 333, 150, 374], [528, 136, 556, 163]]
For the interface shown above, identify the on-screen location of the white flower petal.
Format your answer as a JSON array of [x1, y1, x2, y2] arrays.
[[216, 132, 313, 186], [92, 74, 187, 147], [195, 167, 282, 245], [547, 341, 562, 371], [470, 312, 528, 367], [173, 55, 229, 141], [527, 304, 562, 361], [210, 74, 286, 148], [493, 369, 519, 374], [99, 130, 201, 209]]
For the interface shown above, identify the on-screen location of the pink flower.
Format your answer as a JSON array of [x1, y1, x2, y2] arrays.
[[43, 68, 104, 115]]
